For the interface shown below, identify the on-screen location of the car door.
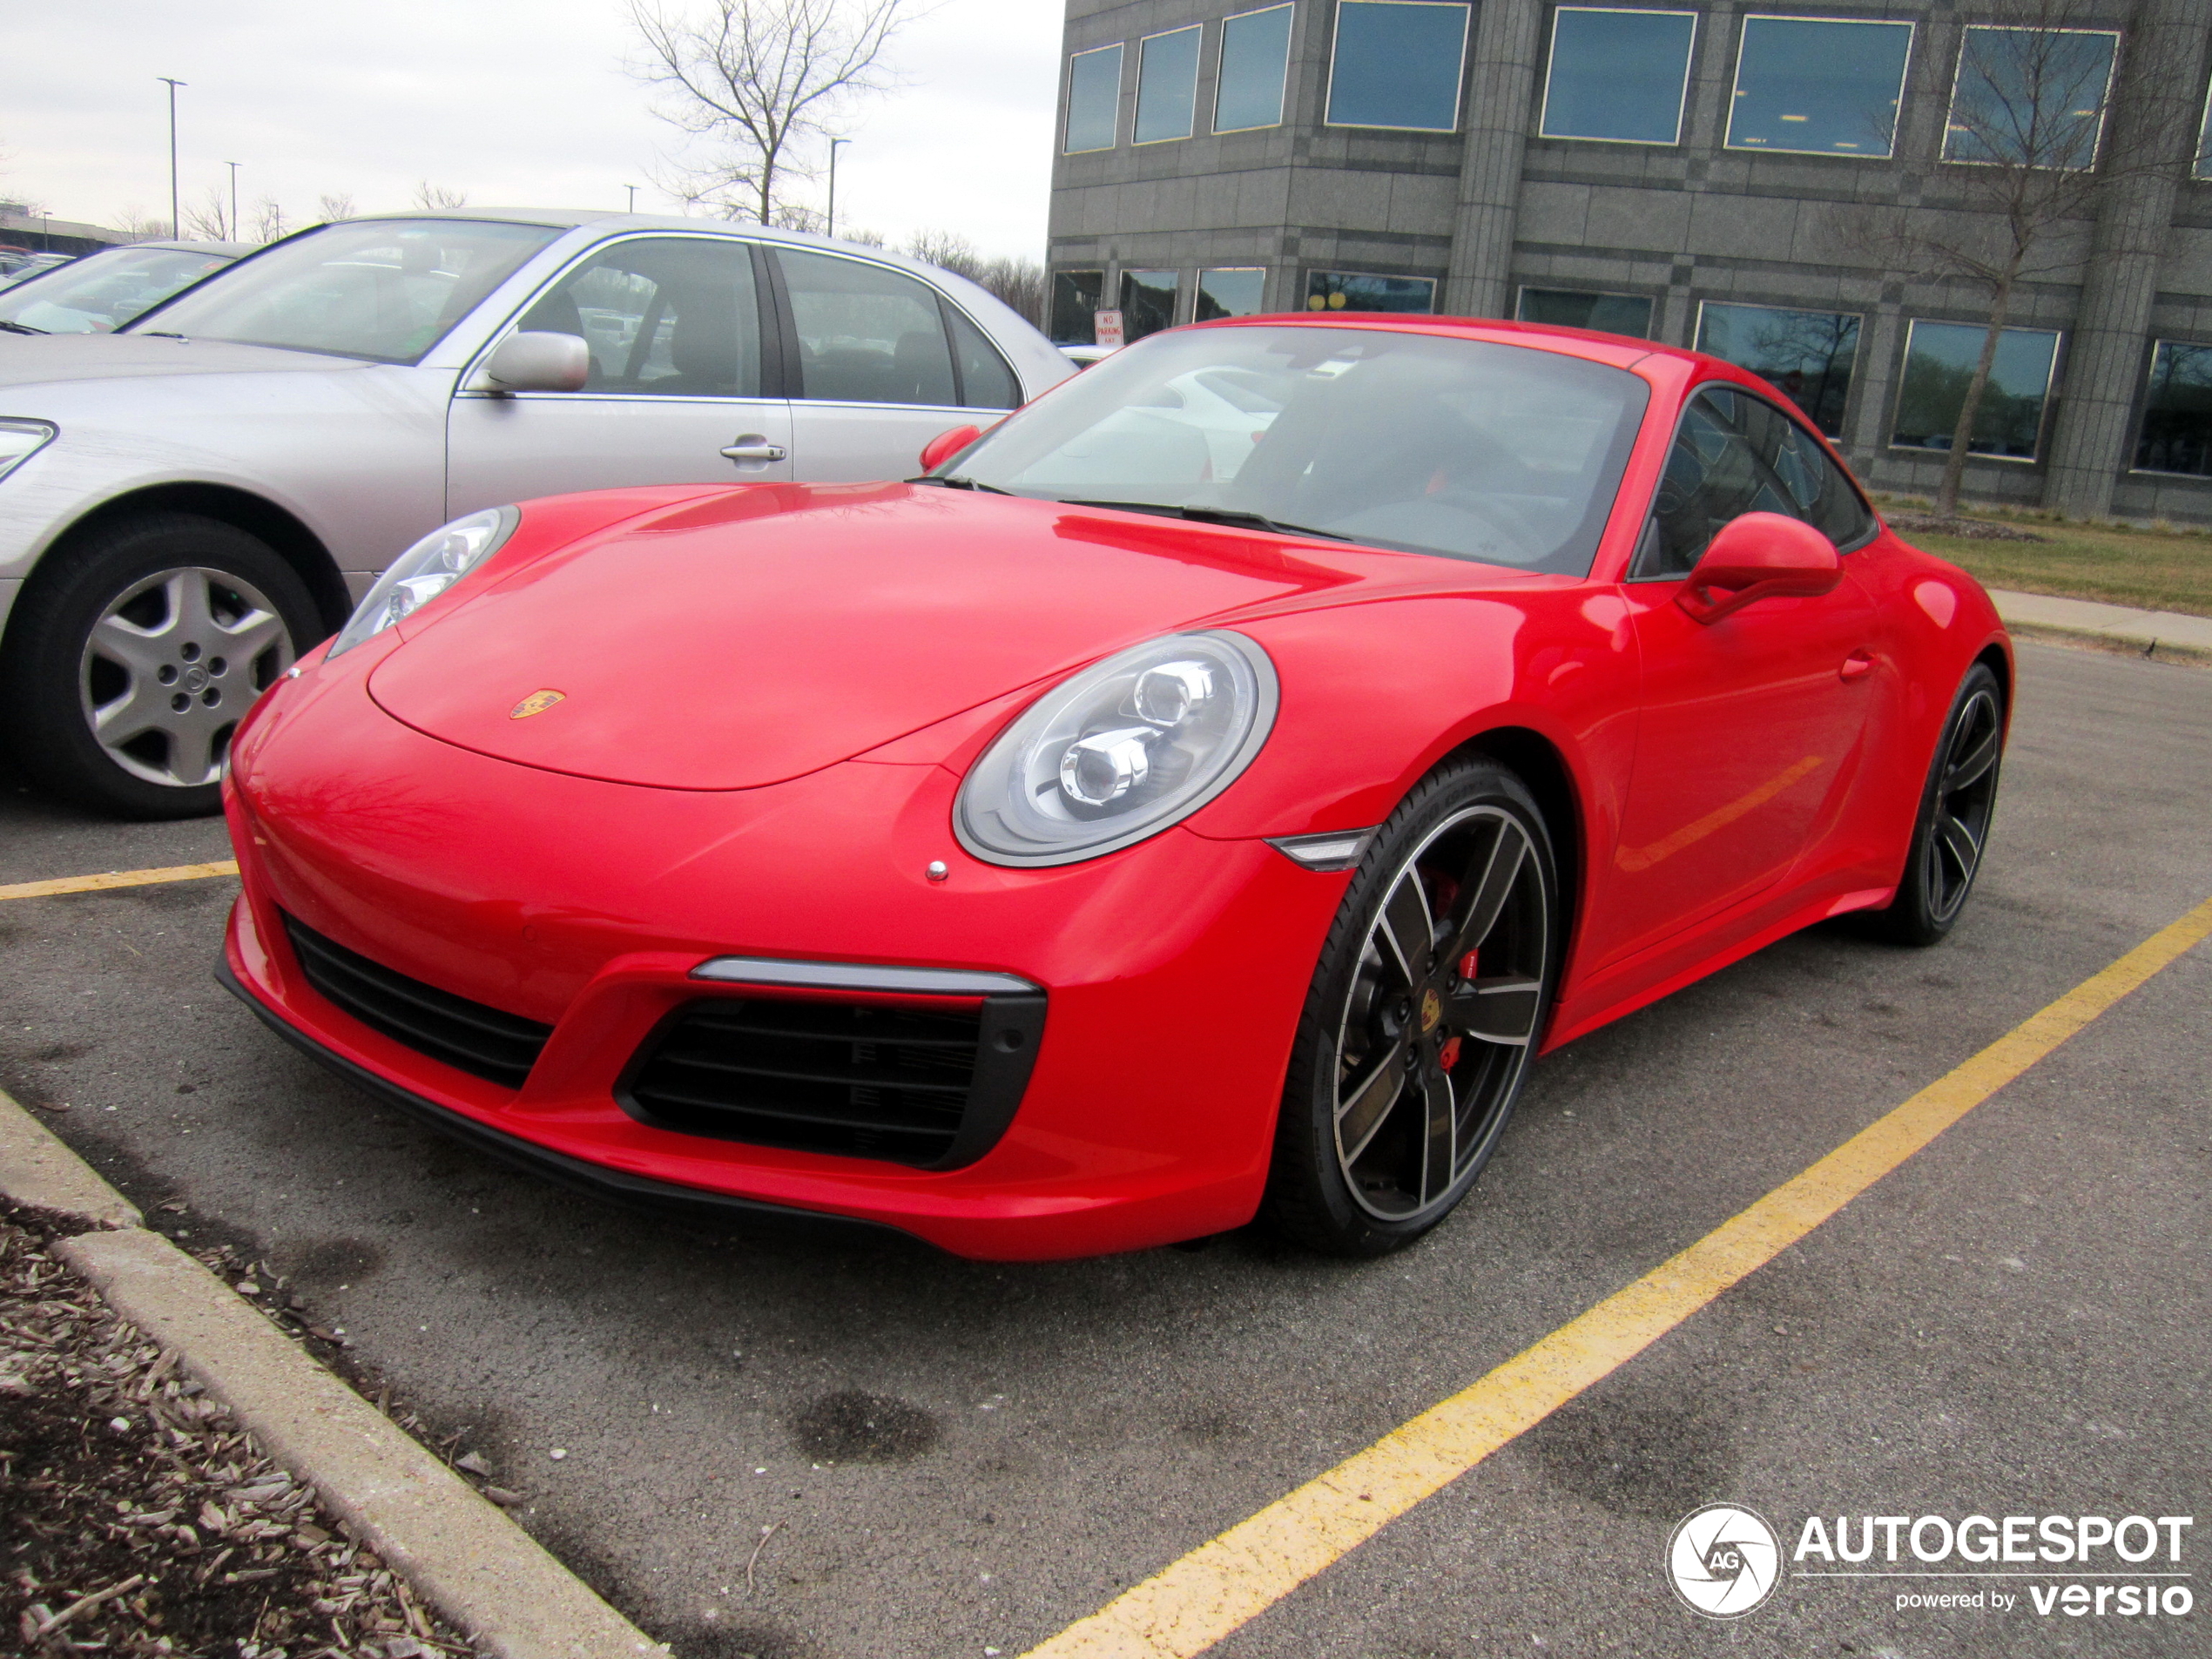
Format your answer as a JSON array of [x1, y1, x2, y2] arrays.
[[1597, 386, 1883, 967], [770, 246, 1023, 480], [445, 233, 793, 515]]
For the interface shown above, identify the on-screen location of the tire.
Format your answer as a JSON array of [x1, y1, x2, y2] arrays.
[[1868, 662, 2006, 948], [1263, 759, 1561, 1257], [1, 514, 321, 819]]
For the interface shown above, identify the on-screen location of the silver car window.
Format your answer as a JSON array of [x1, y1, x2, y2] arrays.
[[132, 219, 558, 365], [779, 249, 960, 408], [516, 237, 764, 397]]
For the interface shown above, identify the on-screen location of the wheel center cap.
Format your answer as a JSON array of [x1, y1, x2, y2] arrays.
[[182, 666, 209, 692], [1418, 987, 1443, 1035]]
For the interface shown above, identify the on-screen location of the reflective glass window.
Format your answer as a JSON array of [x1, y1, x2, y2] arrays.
[[0, 246, 239, 335], [1636, 388, 1871, 578], [1051, 270, 1105, 345], [1136, 26, 1203, 143], [517, 237, 762, 397], [1726, 17, 1913, 157], [1120, 269, 1183, 341], [1327, 2, 1472, 131], [1892, 320, 2060, 460], [780, 248, 958, 408], [1695, 301, 1860, 437], [1064, 44, 1123, 153], [1517, 287, 1655, 339], [2134, 341, 2212, 476], [1305, 271, 1438, 314], [947, 307, 1022, 410], [1216, 5, 1295, 132], [1541, 9, 1697, 145], [1944, 27, 2118, 167], [1197, 268, 1268, 320]]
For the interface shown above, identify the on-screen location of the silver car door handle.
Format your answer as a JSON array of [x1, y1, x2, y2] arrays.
[[719, 439, 787, 462]]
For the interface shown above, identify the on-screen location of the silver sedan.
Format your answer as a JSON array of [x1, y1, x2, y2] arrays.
[[0, 210, 1071, 817]]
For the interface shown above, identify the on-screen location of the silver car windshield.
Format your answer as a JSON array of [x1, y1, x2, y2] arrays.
[[129, 219, 559, 365], [951, 326, 1649, 575], [0, 246, 239, 335]]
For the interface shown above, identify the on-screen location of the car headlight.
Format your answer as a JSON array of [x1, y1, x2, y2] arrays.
[[0, 420, 56, 483], [955, 631, 1278, 867], [327, 506, 518, 659]]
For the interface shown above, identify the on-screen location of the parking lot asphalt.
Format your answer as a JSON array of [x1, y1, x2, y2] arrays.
[[3, 637, 2206, 1659]]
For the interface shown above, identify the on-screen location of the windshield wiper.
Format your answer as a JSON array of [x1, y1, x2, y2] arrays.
[[1056, 500, 1354, 542], [907, 474, 1012, 495], [0, 320, 44, 335]]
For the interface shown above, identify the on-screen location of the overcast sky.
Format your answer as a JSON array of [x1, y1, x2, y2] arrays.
[[0, 0, 1062, 260]]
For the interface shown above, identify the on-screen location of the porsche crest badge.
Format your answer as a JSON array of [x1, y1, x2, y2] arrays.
[[509, 690, 566, 720]]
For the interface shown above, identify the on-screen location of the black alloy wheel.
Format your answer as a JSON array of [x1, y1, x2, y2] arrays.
[[1871, 662, 2006, 947], [1265, 760, 1558, 1256]]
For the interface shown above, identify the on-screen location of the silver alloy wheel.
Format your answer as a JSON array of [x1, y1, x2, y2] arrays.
[[78, 565, 296, 789], [1923, 683, 2003, 924], [1331, 804, 1550, 1223]]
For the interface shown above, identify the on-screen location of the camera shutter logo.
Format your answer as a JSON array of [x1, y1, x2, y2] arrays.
[[1668, 1503, 1783, 1618]]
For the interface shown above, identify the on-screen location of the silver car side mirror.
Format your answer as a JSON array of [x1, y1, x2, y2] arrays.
[[472, 331, 590, 395]]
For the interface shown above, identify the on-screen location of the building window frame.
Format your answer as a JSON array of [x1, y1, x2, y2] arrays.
[[2129, 338, 2212, 477], [1723, 14, 1916, 159], [1062, 43, 1126, 154], [1135, 24, 1205, 145], [1050, 269, 1107, 347], [1197, 266, 1271, 320], [1888, 317, 2064, 464], [1305, 269, 1440, 313], [1692, 298, 1865, 439], [1516, 285, 1658, 339], [1324, 1, 1474, 134], [1118, 268, 1185, 341], [1940, 24, 2121, 171], [1537, 7, 1699, 148], [1214, 3, 1297, 133]]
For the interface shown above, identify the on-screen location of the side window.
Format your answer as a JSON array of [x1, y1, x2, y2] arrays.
[[516, 237, 762, 397], [948, 305, 1022, 410], [779, 249, 959, 408], [1633, 387, 1871, 577]]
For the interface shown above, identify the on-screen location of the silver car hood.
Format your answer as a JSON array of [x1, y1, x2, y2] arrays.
[[0, 334, 366, 393]]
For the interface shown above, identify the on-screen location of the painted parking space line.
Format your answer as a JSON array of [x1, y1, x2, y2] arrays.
[[0, 860, 239, 902], [1024, 893, 2212, 1659]]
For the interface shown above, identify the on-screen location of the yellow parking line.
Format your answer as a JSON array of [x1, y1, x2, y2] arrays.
[[0, 860, 239, 902], [1026, 893, 2212, 1659]]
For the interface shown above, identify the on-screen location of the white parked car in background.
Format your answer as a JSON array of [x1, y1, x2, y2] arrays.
[[0, 210, 1072, 816]]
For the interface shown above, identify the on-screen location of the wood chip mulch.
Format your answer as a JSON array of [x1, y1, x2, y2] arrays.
[[0, 1208, 474, 1657], [1885, 511, 2050, 543]]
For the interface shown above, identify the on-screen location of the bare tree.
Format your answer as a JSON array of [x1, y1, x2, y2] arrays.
[[316, 192, 356, 223], [628, 0, 921, 226], [412, 181, 469, 209], [904, 230, 1045, 327], [182, 184, 230, 240], [111, 206, 170, 242], [1834, 3, 2193, 516]]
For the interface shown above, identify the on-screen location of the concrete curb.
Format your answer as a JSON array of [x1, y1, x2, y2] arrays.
[[1989, 589, 2212, 668], [0, 1089, 662, 1659]]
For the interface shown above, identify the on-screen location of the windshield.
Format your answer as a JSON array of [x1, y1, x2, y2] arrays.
[[953, 325, 1649, 574], [128, 219, 560, 364], [0, 246, 239, 334]]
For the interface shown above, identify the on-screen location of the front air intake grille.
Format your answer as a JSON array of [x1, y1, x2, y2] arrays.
[[282, 914, 552, 1089], [621, 994, 1046, 1169]]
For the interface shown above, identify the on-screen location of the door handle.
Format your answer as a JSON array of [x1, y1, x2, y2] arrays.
[[720, 439, 787, 462], [1839, 650, 1876, 682]]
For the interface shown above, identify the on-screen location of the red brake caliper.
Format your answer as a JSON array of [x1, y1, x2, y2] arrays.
[[1440, 948, 1480, 1071]]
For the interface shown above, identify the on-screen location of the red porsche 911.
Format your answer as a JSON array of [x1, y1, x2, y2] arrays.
[[219, 315, 2009, 1260]]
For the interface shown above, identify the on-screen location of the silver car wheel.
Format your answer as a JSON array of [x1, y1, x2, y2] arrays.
[[78, 565, 296, 789]]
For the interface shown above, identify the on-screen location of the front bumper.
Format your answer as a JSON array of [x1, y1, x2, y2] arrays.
[[222, 661, 1349, 1260]]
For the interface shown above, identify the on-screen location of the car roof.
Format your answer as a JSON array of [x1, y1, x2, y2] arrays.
[[117, 239, 256, 256], [352, 207, 928, 260]]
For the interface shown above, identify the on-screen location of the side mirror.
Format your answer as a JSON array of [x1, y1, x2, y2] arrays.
[[918, 423, 982, 475], [473, 331, 590, 395], [1678, 511, 1841, 624]]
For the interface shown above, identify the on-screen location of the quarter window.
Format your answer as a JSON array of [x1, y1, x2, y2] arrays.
[[1136, 25, 1204, 144], [1119, 269, 1183, 341], [1694, 301, 1860, 438], [2135, 341, 2212, 476], [1216, 5, 1295, 132], [1064, 44, 1123, 153], [1541, 9, 1697, 145], [1944, 26, 2119, 168], [516, 236, 762, 397], [779, 249, 959, 408], [1306, 271, 1438, 314], [1637, 388, 1872, 579], [1197, 267, 1269, 320], [1892, 320, 2060, 461], [1726, 17, 1914, 158], [1518, 287, 1655, 339], [1326, 2, 1472, 132]]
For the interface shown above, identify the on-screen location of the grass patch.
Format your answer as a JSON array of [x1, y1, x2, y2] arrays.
[[1871, 496, 2212, 617]]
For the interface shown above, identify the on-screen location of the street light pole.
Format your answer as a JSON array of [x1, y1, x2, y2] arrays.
[[625, 184, 639, 214], [827, 138, 850, 239], [158, 78, 186, 239], [226, 161, 240, 240]]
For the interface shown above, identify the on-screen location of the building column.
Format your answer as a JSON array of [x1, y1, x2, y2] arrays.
[[2042, 0, 2211, 517], [1443, 0, 1546, 318]]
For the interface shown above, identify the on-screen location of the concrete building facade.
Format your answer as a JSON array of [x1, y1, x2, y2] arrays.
[[1047, 0, 2212, 521]]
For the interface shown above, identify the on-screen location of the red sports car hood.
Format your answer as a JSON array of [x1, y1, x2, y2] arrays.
[[368, 482, 1383, 790]]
